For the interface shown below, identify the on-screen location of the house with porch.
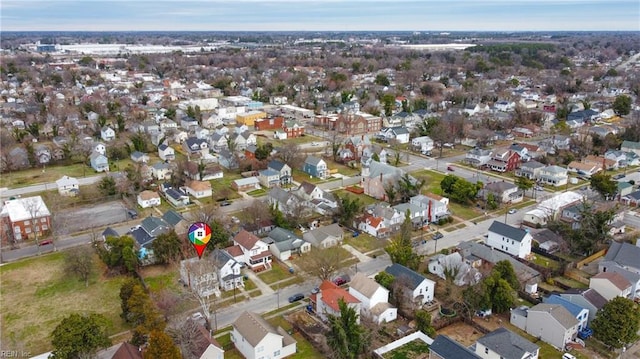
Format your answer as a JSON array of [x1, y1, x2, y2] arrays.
[[267, 160, 292, 186], [184, 180, 212, 199], [90, 151, 109, 172], [410, 194, 450, 223], [265, 227, 311, 261], [302, 156, 328, 179], [465, 148, 493, 168], [361, 160, 413, 201], [56, 175, 80, 196], [258, 169, 280, 188], [232, 229, 272, 271], [538, 165, 569, 187], [481, 181, 523, 204], [349, 272, 397, 324], [303, 223, 344, 249], [211, 249, 244, 291], [158, 144, 175, 161], [487, 149, 520, 173], [101, 126, 116, 141], [515, 161, 545, 180], [384, 263, 435, 306]]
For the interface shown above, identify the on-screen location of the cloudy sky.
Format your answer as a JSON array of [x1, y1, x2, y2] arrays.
[[2, 0, 639, 32]]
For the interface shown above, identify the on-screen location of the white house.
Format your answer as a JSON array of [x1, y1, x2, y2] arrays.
[[150, 162, 172, 180], [231, 311, 296, 359], [538, 165, 569, 187], [487, 221, 532, 259], [100, 126, 116, 141], [465, 148, 493, 167], [184, 180, 213, 199], [55, 175, 79, 196], [137, 190, 161, 208], [380, 126, 410, 144], [348, 272, 397, 324], [589, 272, 632, 301], [158, 144, 175, 161], [410, 194, 450, 223], [475, 327, 539, 359], [211, 249, 244, 291], [384, 263, 435, 305], [232, 230, 272, 272], [411, 136, 434, 153]]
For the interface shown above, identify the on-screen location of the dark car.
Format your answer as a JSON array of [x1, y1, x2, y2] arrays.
[[39, 240, 53, 246], [220, 201, 231, 207], [432, 232, 444, 240], [127, 209, 138, 219], [447, 166, 454, 171], [288, 293, 304, 303]]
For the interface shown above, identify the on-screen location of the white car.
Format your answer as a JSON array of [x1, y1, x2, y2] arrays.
[[508, 209, 517, 214]]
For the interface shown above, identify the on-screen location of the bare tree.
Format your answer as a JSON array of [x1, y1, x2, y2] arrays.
[[296, 247, 349, 281], [238, 199, 271, 227], [181, 257, 220, 328], [277, 142, 303, 169], [188, 203, 220, 226], [23, 197, 47, 253], [64, 246, 95, 287]]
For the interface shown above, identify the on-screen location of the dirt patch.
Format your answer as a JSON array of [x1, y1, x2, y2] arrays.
[[57, 200, 128, 232], [436, 321, 484, 347]]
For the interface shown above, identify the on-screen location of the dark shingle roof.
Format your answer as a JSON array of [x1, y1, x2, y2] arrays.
[[604, 241, 640, 270], [102, 227, 119, 238], [476, 327, 539, 359], [162, 210, 184, 227], [488, 221, 528, 242], [385, 263, 428, 291], [268, 159, 287, 172], [430, 335, 482, 359]]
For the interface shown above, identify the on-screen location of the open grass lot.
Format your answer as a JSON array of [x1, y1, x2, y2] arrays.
[[382, 339, 430, 359], [270, 277, 305, 291], [333, 188, 379, 207], [258, 263, 299, 284], [1, 162, 91, 188], [529, 253, 560, 270], [344, 233, 387, 254], [0, 249, 130, 354], [292, 169, 324, 184], [209, 173, 243, 200], [410, 169, 446, 195], [139, 264, 182, 294]]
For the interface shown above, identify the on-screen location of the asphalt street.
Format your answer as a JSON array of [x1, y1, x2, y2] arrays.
[[0, 173, 109, 199]]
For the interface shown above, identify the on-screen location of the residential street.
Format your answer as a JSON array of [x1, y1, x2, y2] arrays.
[[0, 173, 110, 199]]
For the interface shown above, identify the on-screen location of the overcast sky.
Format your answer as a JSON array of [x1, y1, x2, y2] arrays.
[[2, 0, 639, 32]]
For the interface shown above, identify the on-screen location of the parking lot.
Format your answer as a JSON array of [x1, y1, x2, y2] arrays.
[[56, 200, 129, 233]]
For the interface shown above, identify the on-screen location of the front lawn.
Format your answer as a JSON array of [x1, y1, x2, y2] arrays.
[[344, 233, 386, 254], [258, 263, 298, 285], [1, 162, 92, 188], [210, 173, 243, 200], [0, 249, 131, 354], [333, 189, 379, 207], [410, 169, 446, 195]]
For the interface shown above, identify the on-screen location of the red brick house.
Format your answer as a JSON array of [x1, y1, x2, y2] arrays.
[[254, 117, 284, 131], [283, 120, 305, 138], [487, 150, 521, 173], [1, 196, 51, 244], [333, 113, 382, 135]]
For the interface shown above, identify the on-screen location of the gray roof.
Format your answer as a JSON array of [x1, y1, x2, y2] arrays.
[[604, 241, 640, 270], [349, 272, 382, 299], [303, 223, 343, 246], [430, 335, 482, 359], [268, 227, 301, 243], [367, 160, 410, 181], [488, 221, 529, 242], [484, 181, 518, 193], [561, 288, 607, 310], [162, 210, 184, 227], [130, 227, 153, 247], [260, 169, 279, 177], [477, 327, 539, 359], [304, 155, 324, 166], [529, 303, 579, 329], [268, 159, 288, 172], [458, 241, 540, 282], [385, 263, 430, 291], [520, 160, 545, 169], [102, 227, 119, 238]]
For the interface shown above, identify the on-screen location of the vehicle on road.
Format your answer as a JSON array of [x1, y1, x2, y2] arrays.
[[534, 185, 543, 191], [311, 142, 319, 146], [39, 240, 53, 246], [288, 293, 305, 303], [613, 173, 626, 180], [447, 166, 454, 171], [508, 209, 517, 214], [432, 232, 444, 240], [220, 201, 231, 206], [311, 287, 319, 294]]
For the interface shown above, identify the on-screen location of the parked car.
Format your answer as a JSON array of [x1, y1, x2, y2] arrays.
[[220, 200, 231, 206], [508, 209, 517, 214], [447, 166, 454, 171], [613, 173, 626, 180], [432, 232, 444, 240], [39, 240, 53, 246], [288, 293, 305, 303], [333, 276, 348, 286], [562, 354, 577, 359], [127, 209, 138, 219], [311, 287, 320, 294]]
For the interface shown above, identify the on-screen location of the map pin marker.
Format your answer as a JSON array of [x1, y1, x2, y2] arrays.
[[188, 222, 211, 259]]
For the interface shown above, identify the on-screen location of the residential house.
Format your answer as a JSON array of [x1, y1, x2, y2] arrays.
[[599, 241, 640, 300], [0, 196, 51, 243], [90, 151, 109, 172], [211, 249, 243, 291], [137, 190, 161, 208], [557, 288, 608, 323], [158, 144, 175, 161], [209, 133, 228, 152], [184, 161, 224, 181], [283, 120, 305, 138], [90, 142, 106, 155], [429, 335, 482, 359], [162, 209, 189, 236], [266, 227, 311, 261], [567, 161, 602, 178], [180, 116, 199, 130], [183, 137, 209, 156], [357, 213, 390, 238], [232, 229, 272, 271], [163, 187, 191, 207], [486, 221, 532, 259], [538, 165, 569, 187], [589, 272, 632, 300], [410, 194, 450, 223], [303, 223, 344, 248], [343, 135, 372, 161], [130, 151, 149, 164], [411, 136, 434, 154], [232, 131, 257, 151], [482, 181, 523, 204], [508, 143, 530, 162], [510, 304, 579, 350], [231, 311, 296, 359], [474, 328, 539, 359], [583, 155, 616, 171], [302, 156, 328, 179], [622, 190, 640, 206], [515, 161, 545, 180], [349, 272, 397, 324], [428, 252, 481, 286], [543, 294, 589, 331], [186, 322, 225, 359], [267, 160, 292, 186], [35, 145, 51, 164], [522, 191, 584, 227], [494, 100, 516, 112], [314, 280, 362, 323], [179, 256, 220, 297], [55, 175, 79, 196], [465, 148, 493, 168], [95, 342, 142, 359], [267, 187, 306, 217], [232, 177, 261, 193], [101, 126, 116, 141], [217, 149, 238, 170], [487, 149, 520, 173], [259, 169, 280, 188], [150, 162, 172, 180], [621, 140, 640, 157], [384, 263, 435, 306], [184, 180, 213, 199], [361, 160, 413, 200], [380, 126, 411, 144]]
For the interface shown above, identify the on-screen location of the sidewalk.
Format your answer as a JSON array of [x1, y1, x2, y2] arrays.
[[342, 244, 371, 263], [243, 269, 275, 295]]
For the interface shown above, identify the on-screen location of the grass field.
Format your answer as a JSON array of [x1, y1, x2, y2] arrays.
[[258, 264, 298, 285], [333, 189, 379, 207], [344, 233, 386, 254], [1, 163, 91, 188], [0, 249, 131, 354]]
